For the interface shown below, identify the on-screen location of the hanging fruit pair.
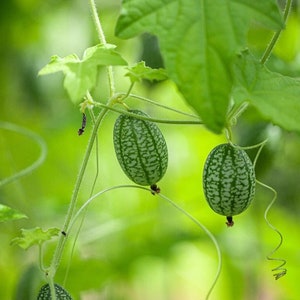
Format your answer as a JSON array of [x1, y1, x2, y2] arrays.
[[203, 143, 256, 226], [113, 109, 168, 192]]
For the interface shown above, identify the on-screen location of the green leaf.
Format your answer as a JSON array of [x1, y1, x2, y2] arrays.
[[232, 51, 300, 132], [38, 54, 79, 75], [125, 61, 168, 83], [11, 227, 60, 250], [0, 204, 27, 223], [39, 44, 127, 103], [116, 0, 283, 133]]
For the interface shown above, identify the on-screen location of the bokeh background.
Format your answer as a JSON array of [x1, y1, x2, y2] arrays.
[[0, 0, 299, 299]]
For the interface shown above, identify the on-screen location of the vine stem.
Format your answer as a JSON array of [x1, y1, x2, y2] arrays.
[[67, 185, 221, 300], [48, 0, 116, 282], [63, 109, 100, 287], [251, 141, 287, 279], [89, 0, 115, 95], [157, 193, 222, 300], [256, 180, 287, 279], [260, 0, 293, 64], [0, 122, 47, 187], [48, 106, 108, 277], [122, 93, 200, 119], [93, 102, 203, 125]]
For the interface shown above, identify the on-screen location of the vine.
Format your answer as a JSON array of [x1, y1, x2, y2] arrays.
[[0, 122, 47, 188], [226, 109, 287, 279], [67, 185, 222, 300], [260, 0, 293, 64]]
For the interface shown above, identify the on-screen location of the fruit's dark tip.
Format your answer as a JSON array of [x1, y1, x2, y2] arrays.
[[226, 216, 234, 227], [150, 184, 160, 195]]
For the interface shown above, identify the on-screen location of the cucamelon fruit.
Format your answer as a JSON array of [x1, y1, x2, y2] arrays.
[[203, 143, 256, 226], [37, 283, 73, 299], [113, 109, 168, 189]]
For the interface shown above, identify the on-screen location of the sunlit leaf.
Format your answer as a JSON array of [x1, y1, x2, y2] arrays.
[[11, 227, 60, 250], [0, 204, 27, 223], [39, 44, 127, 103], [125, 61, 168, 83], [38, 54, 79, 75], [232, 51, 300, 132], [116, 0, 283, 133]]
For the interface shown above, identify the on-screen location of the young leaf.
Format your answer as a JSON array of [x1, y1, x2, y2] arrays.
[[39, 44, 127, 103], [125, 61, 168, 83], [116, 0, 283, 133], [232, 51, 300, 132], [38, 54, 79, 75], [0, 204, 27, 223], [11, 227, 60, 250]]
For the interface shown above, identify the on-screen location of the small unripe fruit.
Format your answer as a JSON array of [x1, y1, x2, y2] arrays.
[[37, 283, 73, 299], [113, 109, 168, 187], [203, 143, 256, 226]]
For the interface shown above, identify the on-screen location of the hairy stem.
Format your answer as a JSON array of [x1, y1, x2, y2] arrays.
[[89, 0, 115, 95]]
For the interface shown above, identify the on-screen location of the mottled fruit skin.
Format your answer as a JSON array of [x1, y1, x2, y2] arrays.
[[113, 109, 168, 186], [203, 143, 256, 221], [37, 283, 73, 300]]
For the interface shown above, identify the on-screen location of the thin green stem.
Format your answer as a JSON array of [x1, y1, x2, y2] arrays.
[[93, 102, 203, 125], [125, 93, 200, 119], [157, 193, 222, 300], [123, 82, 135, 100], [49, 281, 57, 300], [67, 185, 221, 300], [252, 139, 268, 168], [228, 139, 268, 153], [226, 102, 249, 127], [88, 109, 100, 195], [48, 106, 108, 278], [256, 180, 287, 279], [39, 244, 45, 272], [63, 109, 100, 286], [89, 0, 115, 95], [89, 0, 106, 44], [0, 122, 47, 187], [260, 0, 293, 64]]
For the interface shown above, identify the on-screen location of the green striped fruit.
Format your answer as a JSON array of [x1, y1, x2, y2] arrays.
[[203, 143, 255, 226], [37, 283, 73, 299], [113, 109, 168, 188]]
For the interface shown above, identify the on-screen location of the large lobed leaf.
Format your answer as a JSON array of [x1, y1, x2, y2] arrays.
[[116, 0, 283, 133], [232, 51, 300, 132]]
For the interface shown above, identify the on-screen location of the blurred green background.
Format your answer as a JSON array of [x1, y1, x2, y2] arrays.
[[0, 0, 299, 299]]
